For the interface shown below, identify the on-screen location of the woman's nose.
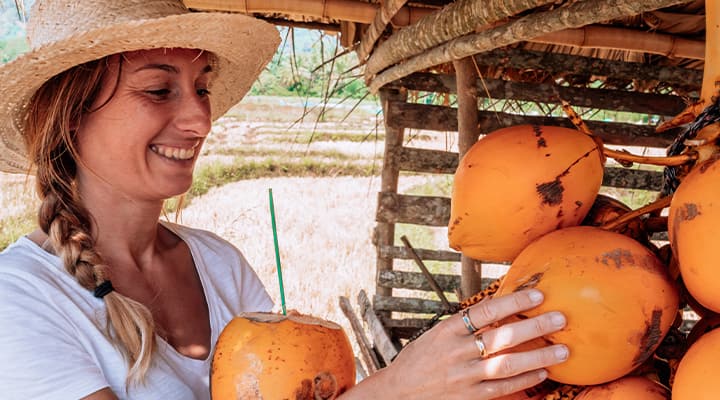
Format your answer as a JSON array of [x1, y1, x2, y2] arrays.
[[175, 91, 212, 137]]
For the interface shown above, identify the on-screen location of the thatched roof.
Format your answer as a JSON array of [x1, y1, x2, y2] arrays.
[[183, 0, 707, 98]]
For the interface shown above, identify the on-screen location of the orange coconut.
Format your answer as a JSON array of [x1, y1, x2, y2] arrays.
[[494, 226, 679, 385], [211, 312, 356, 400], [448, 124, 603, 262], [672, 327, 720, 399], [575, 376, 669, 399], [668, 154, 720, 312]]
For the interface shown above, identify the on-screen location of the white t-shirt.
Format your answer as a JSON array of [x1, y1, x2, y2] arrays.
[[0, 222, 273, 400]]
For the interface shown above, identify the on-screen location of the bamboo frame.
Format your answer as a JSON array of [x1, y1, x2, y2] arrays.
[[367, 0, 690, 94], [530, 25, 704, 60], [364, 0, 556, 78], [356, 0, 408, 62], [183, 0, 433, 25]]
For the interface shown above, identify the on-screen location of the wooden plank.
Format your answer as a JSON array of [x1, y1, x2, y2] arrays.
[[379, 245, 461, 262], [376, 89, 408, 300], [603, 167, 664, 192], [471, 48, 702, 91], [376, 192, 450, 227], [377, 270, 501, 292], [374, 294, 456, 314], [358, 290, 399, 364], [388, 73, 688, 117], [377, 166, 662, 226], [395, 147, 664, 191], [386, 101, 681, 148], [339, 296, 381, 374]]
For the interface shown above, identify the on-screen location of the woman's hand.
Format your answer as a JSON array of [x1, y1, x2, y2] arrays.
[[342, 289, 567, 399]]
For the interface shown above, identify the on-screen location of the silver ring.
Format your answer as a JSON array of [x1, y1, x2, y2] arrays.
[[474, 333, 488, 358], [461, 308, 478, 334]]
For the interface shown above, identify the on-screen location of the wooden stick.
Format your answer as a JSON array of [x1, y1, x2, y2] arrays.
[[356, 0, 408, 62], [367, 0, 688, 93], [358, 290, 399, 365], [400, 235, 454, 312], [530, 25, 704, 60], [338, 296, 381, 374], [453, 56, 485, 300], [184, 0, 432, 26], [365, 0, 555, 77], [600, 195, 673, 231]]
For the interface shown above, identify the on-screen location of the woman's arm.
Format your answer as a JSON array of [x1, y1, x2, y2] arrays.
[[339, 289, 568, 400]]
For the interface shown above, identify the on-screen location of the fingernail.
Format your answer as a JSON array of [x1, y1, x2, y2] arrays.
[[538, 369, 548, 380], [554, 346, 569, 361], [528, 290, 543, 304], [551, 312, 566, 327]]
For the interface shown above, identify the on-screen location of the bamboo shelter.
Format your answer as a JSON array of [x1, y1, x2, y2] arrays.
[[184, 0, 708, 368]]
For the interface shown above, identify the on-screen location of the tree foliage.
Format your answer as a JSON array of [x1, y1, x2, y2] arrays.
[[250, 27, 371, 100]]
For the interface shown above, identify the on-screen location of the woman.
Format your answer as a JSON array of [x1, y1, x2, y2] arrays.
[[0, 1, 569, 399]]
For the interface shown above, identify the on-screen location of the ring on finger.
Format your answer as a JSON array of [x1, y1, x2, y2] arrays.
[[474, 333, 489, 359], [461, 308, 479, 334]]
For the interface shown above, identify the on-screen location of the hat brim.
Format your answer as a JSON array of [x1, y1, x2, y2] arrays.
[[0, 12, 280, 173]]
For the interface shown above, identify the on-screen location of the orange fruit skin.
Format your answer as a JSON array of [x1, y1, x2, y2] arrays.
[[448, 125, 603, 262], [668, 155, 720, 312], [672, 327, 720, 400], [494, 226, 679, 385], [575, 376, 669, 399], [211, 312, 356, 399]]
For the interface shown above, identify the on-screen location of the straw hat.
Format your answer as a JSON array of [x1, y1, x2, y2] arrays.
[[0, 0, 280, 173]]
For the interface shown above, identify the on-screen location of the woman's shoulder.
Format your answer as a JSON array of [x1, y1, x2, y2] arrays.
[[0, 236, 60, 281]]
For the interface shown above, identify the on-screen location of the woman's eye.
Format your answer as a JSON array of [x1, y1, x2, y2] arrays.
[[197, 88, 211, 97], [146, 89, 171, 98]]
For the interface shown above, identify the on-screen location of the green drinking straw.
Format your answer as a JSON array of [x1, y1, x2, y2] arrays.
[[268, 188, 287, 316]]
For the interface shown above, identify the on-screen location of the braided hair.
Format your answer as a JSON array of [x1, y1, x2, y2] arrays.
[[22, 56, 156, 385]]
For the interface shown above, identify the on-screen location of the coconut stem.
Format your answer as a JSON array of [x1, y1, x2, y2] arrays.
[[600, 195, 673, 231], [603, 148, 697, 167]]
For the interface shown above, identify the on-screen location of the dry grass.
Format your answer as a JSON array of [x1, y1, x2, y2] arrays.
[[174, 175, 432, 355]]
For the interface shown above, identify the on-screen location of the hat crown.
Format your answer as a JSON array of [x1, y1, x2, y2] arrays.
[[28, 0, 188, 49]]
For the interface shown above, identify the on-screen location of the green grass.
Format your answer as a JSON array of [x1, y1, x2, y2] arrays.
[[163, 158, 382, 213], [0, 212, 36, 251], [208, 147, 372, 162], [264, 131, 390, 143]]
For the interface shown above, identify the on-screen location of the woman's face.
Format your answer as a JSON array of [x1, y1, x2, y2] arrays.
[[75, 48, 213, 202]]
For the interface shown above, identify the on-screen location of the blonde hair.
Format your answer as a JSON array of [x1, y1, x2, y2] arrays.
[[23, 57, 156, 385]]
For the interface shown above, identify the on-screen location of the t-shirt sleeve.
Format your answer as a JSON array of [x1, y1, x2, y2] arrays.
[[234, 249, 274, 313], [0, 273, 110, 400]]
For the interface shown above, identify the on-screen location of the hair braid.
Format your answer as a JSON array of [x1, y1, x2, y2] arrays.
[[24, 57, 156, 385]]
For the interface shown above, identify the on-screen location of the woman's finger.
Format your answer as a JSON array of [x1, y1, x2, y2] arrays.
[[474, 369, 549, 400], [474, 344, 568, 382], [465, 311, 566, 359], [450, 289, 545, 336]]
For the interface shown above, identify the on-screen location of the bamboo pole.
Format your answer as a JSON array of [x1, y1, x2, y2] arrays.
[[367, 0, 689, 94], [356, 0, 408, 62], [530, 25, 704, 61], [365, 0, 556, 78], [183, 0, 433, 26], [453, 57, 483, 300]]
